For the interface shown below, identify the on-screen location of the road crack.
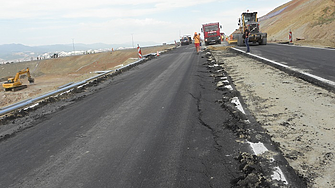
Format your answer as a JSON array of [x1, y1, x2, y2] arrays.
[[189, 92, 222, 151]]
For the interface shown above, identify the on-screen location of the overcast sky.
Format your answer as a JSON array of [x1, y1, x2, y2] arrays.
[[0, 0, 291, 47]]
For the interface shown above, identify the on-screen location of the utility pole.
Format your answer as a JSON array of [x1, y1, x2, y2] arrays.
[[72, 38, 75, 55], [131, 34, 134, 48]]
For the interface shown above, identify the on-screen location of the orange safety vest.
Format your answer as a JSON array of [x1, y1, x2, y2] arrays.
[[194, 34, 200, 44]]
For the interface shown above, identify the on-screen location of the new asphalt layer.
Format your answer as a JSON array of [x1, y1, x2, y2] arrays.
[[0, 44, 308, 187], [0, 45, 245, 187], [233, 43, 335, 92]]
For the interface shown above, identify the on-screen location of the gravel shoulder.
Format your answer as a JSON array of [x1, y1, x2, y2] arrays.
[[211, 47, 335, 188]]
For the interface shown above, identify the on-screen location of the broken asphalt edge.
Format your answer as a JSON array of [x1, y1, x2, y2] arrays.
[[207, 49, 307, 187], [0, 48, 175, 117]]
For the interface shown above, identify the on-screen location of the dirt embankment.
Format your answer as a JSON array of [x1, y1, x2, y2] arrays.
[[210, 47, 335, 188], [260, 0, 335, 48], [0, 45, 174, 108]]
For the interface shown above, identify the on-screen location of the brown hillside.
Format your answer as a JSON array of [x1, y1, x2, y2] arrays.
[[260, 0, 335, 47], [0, 45, 174, 108]]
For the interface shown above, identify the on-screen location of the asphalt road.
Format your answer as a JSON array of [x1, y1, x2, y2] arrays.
[[0, 45, 246, 187], [235, 43, 335, 82]]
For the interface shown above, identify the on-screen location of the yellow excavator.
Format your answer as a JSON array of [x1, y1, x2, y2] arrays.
[[2, 68, 35, 91]]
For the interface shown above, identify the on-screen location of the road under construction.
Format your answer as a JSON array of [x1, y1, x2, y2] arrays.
[[0, 41, 334, 187]]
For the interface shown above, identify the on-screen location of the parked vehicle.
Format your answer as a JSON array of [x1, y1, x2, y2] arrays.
[[234, 11, 267, 46], [201, 22, 222, 45], [180, 36, 190, 45]]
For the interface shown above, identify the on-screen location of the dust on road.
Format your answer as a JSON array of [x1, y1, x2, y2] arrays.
[[210, 47, 335, 188]]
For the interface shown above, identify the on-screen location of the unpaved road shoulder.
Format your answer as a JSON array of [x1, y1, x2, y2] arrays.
[[211, 48, 335, 188]]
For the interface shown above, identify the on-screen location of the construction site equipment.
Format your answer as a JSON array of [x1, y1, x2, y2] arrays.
[[2, 68, 35, 91], [231, 11, 267, 46], [201, 22, 222, 45]]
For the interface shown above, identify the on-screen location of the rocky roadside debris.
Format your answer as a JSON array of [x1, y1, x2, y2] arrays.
[[203, 49, 306, 187], [206, 47, 334, 188]]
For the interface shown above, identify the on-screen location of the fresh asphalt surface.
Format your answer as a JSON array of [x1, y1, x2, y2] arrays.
[[235, 43, 335, 82], [0, 45, 247, 187]]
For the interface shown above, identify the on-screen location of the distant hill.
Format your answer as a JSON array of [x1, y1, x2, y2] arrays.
[[0, 43, 84, 53], [0, 43, 111, 62], [0, 41, 160, 62], [259, 0, 335, 47]]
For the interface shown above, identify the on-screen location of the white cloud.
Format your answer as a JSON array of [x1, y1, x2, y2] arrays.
[[65, 18, 175, 44], [78, 18, 169, 30], [154, 0, 217, 9], [0, 0, 291, 45], [0, 0, 218, 19], [63, 8, 155, 19]]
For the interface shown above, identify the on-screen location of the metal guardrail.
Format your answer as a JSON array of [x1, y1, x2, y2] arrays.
[[0, 58, 147, 116]]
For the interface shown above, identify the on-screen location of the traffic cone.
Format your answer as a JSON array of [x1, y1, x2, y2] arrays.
[[157, 51, 160, 57]]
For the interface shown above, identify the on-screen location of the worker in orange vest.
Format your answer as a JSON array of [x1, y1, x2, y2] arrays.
[[193, 32, 201, 54]]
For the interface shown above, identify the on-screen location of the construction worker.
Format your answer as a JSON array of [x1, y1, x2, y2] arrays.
[[193, 32, 201, 54], [244, 28, 250, 53]]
